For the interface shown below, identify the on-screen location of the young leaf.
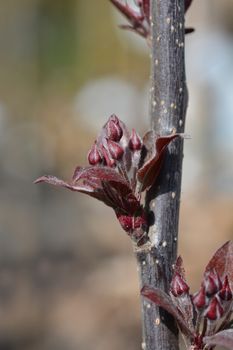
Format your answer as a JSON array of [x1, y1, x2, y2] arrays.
[[34, 175, 93, 192], [142, 0, 150, 23], [185, 0, 194, 13], [109, 0, 142, 23], [71, 166, 129, 189], [137, 134, 179, 191], [141, 286, 194, 339], [205, 241, 233, 289], [35, 166, 140, 214], [109, 0, 149, 38], [35, 174, 116, 206], [203, 329, 233, 349]]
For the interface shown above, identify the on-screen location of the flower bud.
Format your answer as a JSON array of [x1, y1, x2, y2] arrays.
[[101, 145, 115, 167], [106, 115, 123, 142], [87, 142, 102, 165], [205, 296, 224, 321], [129, 129, 142, 151], [107, 139, 124, 160], [171, 272, 190, 297], [204, 270, 222, 297], [192, 286, 207, 309], [219, 276, 232, 301]]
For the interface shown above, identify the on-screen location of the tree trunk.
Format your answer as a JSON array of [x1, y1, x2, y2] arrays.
[[135, 1, 188, 349]]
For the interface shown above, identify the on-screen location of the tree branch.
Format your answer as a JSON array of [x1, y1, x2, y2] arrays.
[[136, 1, 188, 349]]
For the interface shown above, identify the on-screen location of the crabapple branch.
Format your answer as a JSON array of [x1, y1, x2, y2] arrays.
[[136, 1, 188, 350]]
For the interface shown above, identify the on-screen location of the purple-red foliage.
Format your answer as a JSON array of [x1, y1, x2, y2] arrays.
[[35, 115, 180, 245], [142, 241, 233, 349], [109, 0, 194, 40]]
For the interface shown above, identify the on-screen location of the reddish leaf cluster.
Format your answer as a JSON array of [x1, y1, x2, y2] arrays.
[[142, 241, 233, 349], [35, 115, 180, 245], [110, 0, 150, 39], [110, 0, 194, 40]]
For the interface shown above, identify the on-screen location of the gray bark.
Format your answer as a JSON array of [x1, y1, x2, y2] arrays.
[[135, 1, 188, 349]]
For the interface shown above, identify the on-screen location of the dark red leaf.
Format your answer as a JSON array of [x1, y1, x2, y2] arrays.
[[142, 0, 150, 23], [35, 165, 140, 213], [71, 166, 129, 188], [205, 241, 233, 289], [102, 180, 140, 214], [72, 166, 141, 213], [35, 175, 120, 210], [109, 0, 142, 24], [109, 0, 148, 38], [141, 286, 194, 339], [34, 175, 90, 192], [185, 0, 194, 13], [203, 329, 233, 349], [137, 134, 180, 191]]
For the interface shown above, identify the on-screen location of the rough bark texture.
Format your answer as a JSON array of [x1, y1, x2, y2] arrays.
[[135, 1, 188, 350]]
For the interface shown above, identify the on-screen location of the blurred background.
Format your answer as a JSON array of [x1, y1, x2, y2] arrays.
[[0, 0, 233, 349]]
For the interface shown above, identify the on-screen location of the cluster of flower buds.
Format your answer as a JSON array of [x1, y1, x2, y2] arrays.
[[87, 115, 141, 168], [171, 268, 232, 325], [35, 114, 180, 245], [142, 241, 233, 349], [192, 271, 232, 322], [109, 0, 194, 42]]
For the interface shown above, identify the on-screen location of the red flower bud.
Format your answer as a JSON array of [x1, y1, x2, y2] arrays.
[[107, 139, 124, 160], [87, 142, 102, 165], [106, 115, 123, 142], [100, 145, 115, 167], [204, 270, 222, 296], [192, 286, 207, 309], [219, 276, 232, 301], [129, 129, 142, 151], [170, 272, 189, 297], [205, 296, 224, 321]]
